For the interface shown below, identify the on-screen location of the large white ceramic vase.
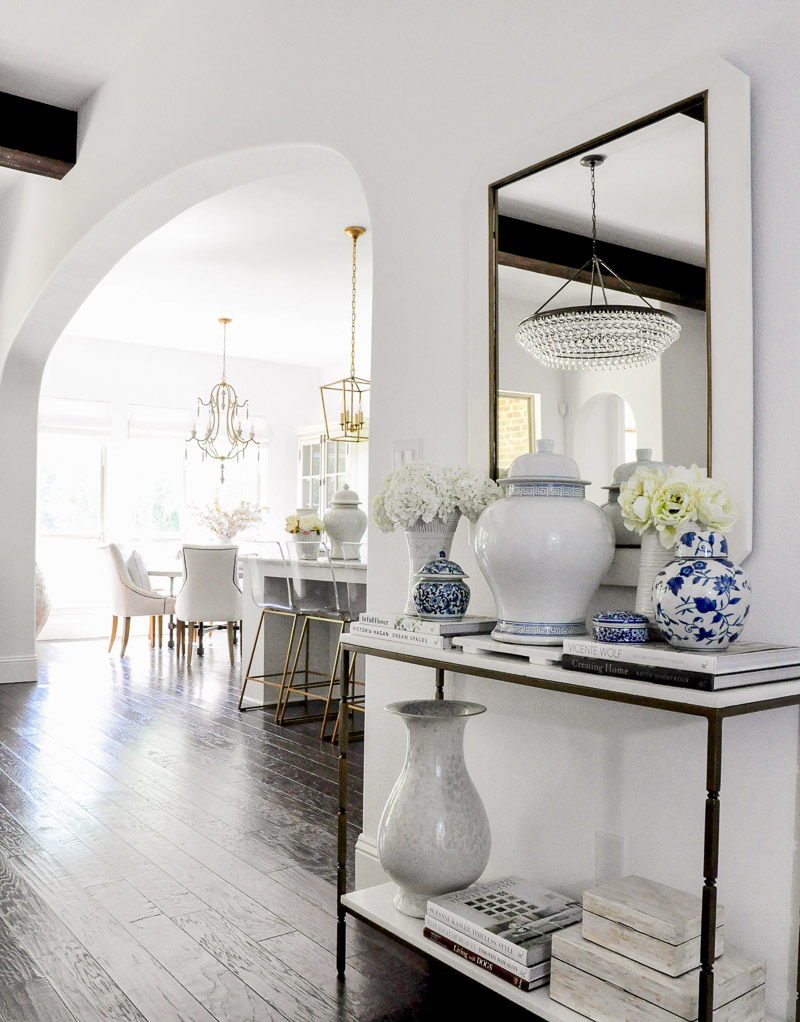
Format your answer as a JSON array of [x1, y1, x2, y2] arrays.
[[403, 511, 461, 615], [474, 441, 614, 645], [377, 700, 491, 918]]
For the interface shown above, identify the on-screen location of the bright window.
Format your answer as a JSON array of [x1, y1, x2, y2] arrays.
[[37, 432, 105, 538]]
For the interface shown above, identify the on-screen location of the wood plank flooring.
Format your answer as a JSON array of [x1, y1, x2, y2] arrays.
[[0, 637, 532, 1021]]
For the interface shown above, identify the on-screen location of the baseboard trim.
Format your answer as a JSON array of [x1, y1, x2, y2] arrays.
[[354, 832, 388, 889], [0, 656, 38, 684]]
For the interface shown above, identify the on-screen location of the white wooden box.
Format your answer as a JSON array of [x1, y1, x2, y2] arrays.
[[551, 925, 765, 1022], [583, 875, 725, 976]]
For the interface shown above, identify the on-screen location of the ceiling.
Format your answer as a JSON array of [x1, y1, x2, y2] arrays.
[[64, 148, 373, 370], [0, 0, 173, 108], [498, 111, 706, 267]]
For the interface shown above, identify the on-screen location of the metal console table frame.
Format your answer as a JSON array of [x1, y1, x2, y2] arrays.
[[335, 634, 800, 1022]]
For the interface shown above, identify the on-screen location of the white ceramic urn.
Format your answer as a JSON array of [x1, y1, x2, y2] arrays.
[[474, 440, 614, 645], [323, 484, 367, 559]]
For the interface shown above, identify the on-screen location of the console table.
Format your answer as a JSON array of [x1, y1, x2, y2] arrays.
[[335, 634, 800, 1022]]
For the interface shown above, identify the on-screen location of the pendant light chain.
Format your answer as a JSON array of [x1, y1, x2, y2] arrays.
[[221, 318, 228, 382], [350, 229, 358, 379]]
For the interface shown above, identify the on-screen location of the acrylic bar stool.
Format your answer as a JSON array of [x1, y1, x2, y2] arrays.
[[276, 542, 359, 731], [320, 542, 366, 742], [238, 542, 303, 718]]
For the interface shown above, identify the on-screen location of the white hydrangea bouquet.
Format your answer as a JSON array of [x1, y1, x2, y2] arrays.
[[373, 462, 500, 532], [619, 464, 739, 549], [194, 498, 265, 540], [285, 513, 324, 535]]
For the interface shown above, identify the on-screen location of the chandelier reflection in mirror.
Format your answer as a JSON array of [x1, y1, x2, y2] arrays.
[[516, 154, 681, 371], [187, 317, 258, 482], [320, 226, 369, 442]]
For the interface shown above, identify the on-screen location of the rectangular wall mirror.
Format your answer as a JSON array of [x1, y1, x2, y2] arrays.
[[490, 95, 709, 510]]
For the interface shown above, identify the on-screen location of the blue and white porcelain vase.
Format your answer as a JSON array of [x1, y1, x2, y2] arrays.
[[652, 530, 751, 649], [412, 552, 470, 621]]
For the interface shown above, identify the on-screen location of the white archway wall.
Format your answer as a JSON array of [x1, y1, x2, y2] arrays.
[[0, 4, 798, 1013]]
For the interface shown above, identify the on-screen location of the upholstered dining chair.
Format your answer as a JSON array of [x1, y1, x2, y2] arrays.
[[175, 545, 242, 666], [104, 544, 176, 656]]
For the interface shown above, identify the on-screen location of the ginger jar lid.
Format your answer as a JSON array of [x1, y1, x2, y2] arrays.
[[330, 483, 361, 506], [674, 529, 728, 558], [414, 551, 469, 580], [604, 448, 670, 490], [503, 440, 590, 490]]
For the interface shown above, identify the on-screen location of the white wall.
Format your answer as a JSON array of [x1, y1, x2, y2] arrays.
[[0, 2, 798, 1014]]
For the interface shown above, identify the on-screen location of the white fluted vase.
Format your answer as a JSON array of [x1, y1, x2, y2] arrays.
[[377, 699, 491, 918], [635, 529, 674, 622], [403, 512, 461, 615]]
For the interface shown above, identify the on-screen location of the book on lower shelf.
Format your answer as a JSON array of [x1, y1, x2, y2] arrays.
[[348, 622, 454, 648], [561, 653, 800, 691], [423, 926, 550, 991], [426, 876, 582, 967], [359, 612, 496, 636], [563, 637, 800, 675]]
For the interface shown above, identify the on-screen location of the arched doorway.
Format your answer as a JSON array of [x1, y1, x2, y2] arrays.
[[0, 144, 370, 679]]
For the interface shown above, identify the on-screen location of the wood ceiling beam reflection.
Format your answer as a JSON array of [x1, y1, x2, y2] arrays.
[[497, 215, 706, 311], [0, 91, 77, 179]]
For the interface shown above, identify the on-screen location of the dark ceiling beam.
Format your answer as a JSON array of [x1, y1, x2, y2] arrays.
[[0, 91, 77, 180], [497, 215, 706, 311]]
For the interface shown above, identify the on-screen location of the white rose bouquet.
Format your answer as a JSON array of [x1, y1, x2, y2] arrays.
[[619, 464, 738, 549], [194, 498, 265, 540], [285, 513, 324, 535], [372, 462, 501, 533]]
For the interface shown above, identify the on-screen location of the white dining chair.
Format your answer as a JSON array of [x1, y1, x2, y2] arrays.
[[104, 544, 176, 656], [175, 544, 242, 666]]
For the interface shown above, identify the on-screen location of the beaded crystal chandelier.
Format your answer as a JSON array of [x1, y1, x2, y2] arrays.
[[320, 226, 369, 442], [516, 154, 681, 371], [187, 317, 258, 482]]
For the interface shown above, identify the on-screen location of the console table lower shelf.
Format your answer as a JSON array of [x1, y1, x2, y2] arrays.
[[341, 883, 778, 1021]]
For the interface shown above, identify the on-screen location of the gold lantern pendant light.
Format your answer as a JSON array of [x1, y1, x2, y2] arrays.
[[321, 226, 369, 442], [187, 317, 258, 482], [516, 154, 681, 370]]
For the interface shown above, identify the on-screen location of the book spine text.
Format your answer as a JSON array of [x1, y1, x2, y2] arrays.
[[423, 929, 546, 990], [425, 902, 542, 965], [424, 917, 544, 980], [561, 654, 713, 690]]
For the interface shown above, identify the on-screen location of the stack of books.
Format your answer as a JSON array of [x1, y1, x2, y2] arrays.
[[348, 613, 496, 650], [423, 876, 582, 991], [561, 638, 800, 691]]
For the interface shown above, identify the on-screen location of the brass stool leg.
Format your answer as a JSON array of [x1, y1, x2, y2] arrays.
[[278, 616, 311, 724], [238, 610, 266, 709], [320, 623, 345, 739]]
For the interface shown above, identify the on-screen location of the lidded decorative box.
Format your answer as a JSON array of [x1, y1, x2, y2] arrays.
[[473, 439, 614, 645], [412, 553, 470, 621], [551, 924, 766, 1022], [581, 875, 724, 977], [592, 610, 649, 645]]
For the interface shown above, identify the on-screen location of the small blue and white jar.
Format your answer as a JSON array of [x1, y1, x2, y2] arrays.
[[592, 610, 649, 644], [412, 552, 470, 621], [652, 530, 751, 650]]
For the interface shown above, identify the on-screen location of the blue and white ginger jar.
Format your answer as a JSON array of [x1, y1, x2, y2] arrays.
[[652, 530, 751, 650], [412, 552, 470, 621]]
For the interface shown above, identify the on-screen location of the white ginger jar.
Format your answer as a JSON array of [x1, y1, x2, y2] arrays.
[[474, 439, 614, 645], [601, 448, 669, 548], [323, 484, 367, 559]]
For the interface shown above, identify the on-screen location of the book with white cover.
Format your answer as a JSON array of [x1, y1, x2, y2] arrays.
[[423, 916, 549, 981], [359, 613, 496, 636], [348, 623, 454, 649], [563, 637, 800, 675], [426, 876, 581, 967]]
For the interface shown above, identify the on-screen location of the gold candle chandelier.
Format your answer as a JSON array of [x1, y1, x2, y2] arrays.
[[187, 317, 258, 482], [320, 226, 369, 442]]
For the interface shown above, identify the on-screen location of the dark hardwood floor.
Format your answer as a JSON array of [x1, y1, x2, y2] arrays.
[[0, 636, 533, 1021]]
